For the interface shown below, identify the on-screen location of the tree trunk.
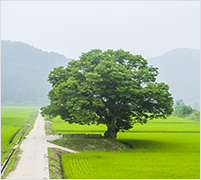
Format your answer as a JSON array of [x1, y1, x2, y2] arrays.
[[104, 126, 119, 139]]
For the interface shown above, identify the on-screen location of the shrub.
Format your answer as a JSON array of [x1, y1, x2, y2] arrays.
[[173, 105, 193, 117]]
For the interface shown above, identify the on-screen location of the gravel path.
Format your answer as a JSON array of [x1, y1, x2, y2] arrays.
[[6, 112, 78, 179]]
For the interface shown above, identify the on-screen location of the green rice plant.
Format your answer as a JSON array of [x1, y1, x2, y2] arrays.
[[62, 132, 200, 179], [51, 116, 107, 133], [147, 116, 197, 123], [1, 107, 37, 126], [1, 107, 37, 145], [1, 126, 21, 145], [1, 125, 28, 167], [117, 132, 200, 153], [126, 116, 200, 133], [51, 115, 199, 134], [52, 115, 200, 179], [62, 151, 200, 179]]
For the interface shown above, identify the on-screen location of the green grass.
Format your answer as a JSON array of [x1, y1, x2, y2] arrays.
[[1, 147, 20, 179], [51, 115, 200, 179], [45, 121, 57, 135], [48, 148, 68, 179], [49, 137, 130, 152]]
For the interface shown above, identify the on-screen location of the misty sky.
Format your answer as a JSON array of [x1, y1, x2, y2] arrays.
[[1, 1, 200, 60]]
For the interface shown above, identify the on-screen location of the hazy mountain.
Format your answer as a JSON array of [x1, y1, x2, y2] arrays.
[[148, 48, 200, 110], [1, 40, 71, 106], [1, 41, 200, 110]]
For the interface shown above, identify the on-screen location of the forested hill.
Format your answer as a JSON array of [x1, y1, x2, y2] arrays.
[[1, 40, 200, 110], [1, 40, 71, 106], [148, 48, 200, 110]]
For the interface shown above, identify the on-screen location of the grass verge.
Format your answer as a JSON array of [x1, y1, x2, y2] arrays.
[[22, 109, 39, 139], [1, 147, 20, 179], [48, 136, 131, 152], [45, 121, 57, 135], [48, 148, 68, 179], [1, 144, 15, 167]]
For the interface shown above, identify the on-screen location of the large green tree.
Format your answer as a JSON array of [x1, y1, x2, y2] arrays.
[[41, 49, 173, 139]]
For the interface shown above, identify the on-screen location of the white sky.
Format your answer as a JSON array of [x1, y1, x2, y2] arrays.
[[1, 1, 200, 60]]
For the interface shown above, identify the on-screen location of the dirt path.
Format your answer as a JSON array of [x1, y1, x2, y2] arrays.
[[6, 112, 78, 179]]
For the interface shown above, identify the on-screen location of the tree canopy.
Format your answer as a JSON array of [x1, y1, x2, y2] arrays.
[[41, 49, 173, 139]]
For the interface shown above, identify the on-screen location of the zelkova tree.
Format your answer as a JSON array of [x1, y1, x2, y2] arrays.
[[41, 49, 173, 139]]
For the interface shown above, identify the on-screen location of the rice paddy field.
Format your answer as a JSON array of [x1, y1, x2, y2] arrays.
[[1, 107, 37, 145], [1, 106, 37, 166], [51, 116, 200, 179], [51, 116, 199, 134]]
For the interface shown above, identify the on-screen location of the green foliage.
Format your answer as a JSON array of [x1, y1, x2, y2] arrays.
[[41, 49, 173, 139], [173, 105, 193, 117], [173, 99, 200, 120], [182, 109, 200, 122]]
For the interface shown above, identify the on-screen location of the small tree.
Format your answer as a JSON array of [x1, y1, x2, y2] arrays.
[[41, 49, 173, 139]]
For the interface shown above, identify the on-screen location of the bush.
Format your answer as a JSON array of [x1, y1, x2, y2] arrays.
[[173, 105, 193, 117]]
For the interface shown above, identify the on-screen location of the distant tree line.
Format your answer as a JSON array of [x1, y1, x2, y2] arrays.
[[173, 99, 200, 120]]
